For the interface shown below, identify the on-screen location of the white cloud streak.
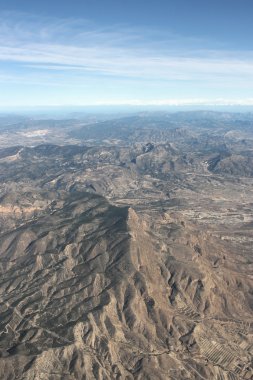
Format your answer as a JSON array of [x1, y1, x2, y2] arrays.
[[91, 98, 253, 106], [1, 42, 253, 85], [0, 11, 253, 106]]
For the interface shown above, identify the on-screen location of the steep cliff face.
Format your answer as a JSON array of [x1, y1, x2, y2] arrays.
[[0, 190, 252, 380]]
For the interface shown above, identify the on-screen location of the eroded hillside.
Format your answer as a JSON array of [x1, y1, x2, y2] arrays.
[[0, 112, 253, 379]]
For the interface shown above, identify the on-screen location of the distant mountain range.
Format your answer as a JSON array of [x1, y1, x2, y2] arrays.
[[0, 111, 252, 379]]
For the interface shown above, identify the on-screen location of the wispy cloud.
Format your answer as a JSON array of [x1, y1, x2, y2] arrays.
[[0, 11, 253, 106], [91, 98, 253, 106]]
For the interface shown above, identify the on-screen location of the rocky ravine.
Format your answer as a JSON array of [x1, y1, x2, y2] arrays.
[[0, 190, 252, 380], [0, 135, 252, 379]]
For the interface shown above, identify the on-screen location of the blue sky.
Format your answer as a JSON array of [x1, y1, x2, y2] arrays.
[[0, 0, 253, 108]]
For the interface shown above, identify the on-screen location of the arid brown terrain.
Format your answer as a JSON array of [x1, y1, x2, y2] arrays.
[[0, 111, 252, 379]]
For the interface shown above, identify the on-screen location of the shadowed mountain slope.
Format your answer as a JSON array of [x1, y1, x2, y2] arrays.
[[0, 112, 253, 379]]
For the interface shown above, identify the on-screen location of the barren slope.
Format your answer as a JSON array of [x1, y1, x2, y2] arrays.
[[0, 112, 253, 379]]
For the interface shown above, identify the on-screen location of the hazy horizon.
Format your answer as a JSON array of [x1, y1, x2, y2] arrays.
[[1, 105, 253, 118]]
